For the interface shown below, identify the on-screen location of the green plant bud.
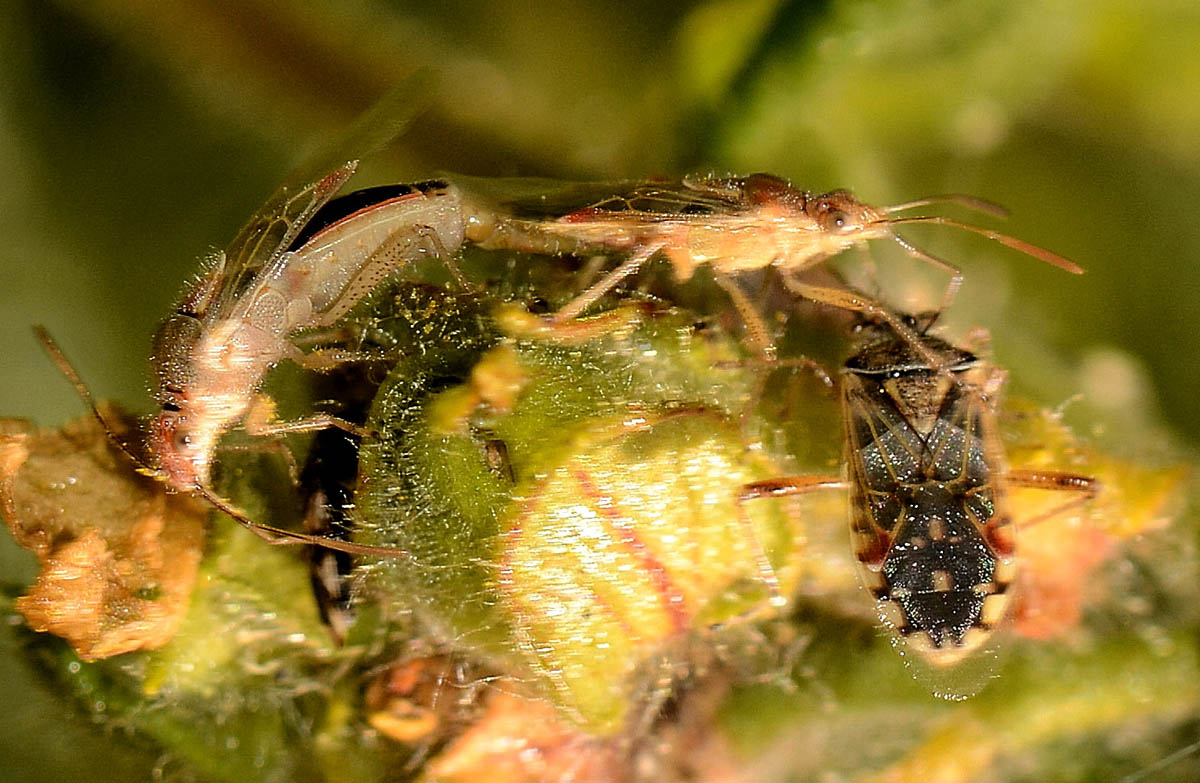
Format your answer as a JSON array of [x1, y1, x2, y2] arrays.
[[356, 288, 805, 733]]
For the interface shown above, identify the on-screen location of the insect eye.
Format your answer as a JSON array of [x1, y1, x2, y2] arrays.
[[826, 209, 850, 231], [815, 199, 852, 232]]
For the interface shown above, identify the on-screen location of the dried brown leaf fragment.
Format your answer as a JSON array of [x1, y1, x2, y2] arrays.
[[0, 407, 206, 659]]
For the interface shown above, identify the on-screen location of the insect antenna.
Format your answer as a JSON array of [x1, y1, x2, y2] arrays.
[[34, 326, 411, 560], [33, 325, 160, 478], [191, 482, 413, 558], [881, 194, 1009, 218], [885, 215, 1084, 274]]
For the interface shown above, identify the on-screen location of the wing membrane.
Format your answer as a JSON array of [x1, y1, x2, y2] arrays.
[[450, 175, 752, 222]]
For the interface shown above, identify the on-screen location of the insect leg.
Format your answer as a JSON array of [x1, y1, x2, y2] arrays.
[[192, 482, 413, 557], [711, 272, 777, 361], [308, 221, 469, 331], [571, 254, 614, 293], [494, 299, 651, 344], [224, 394, 372, 486], [737, 475, 849, 607], [289, 325, 362, 351], [1005, 469, 1100, 528], [217, 438, 304, 485], [718, 352, 835, 417], [778, 276, 953, 375], [716, 350, 837, 450], [422, 222, 475, 293], [739, 475, 849, 501], [552, 242, 665, 323], [244, 405, 372, 440], [291, 344, 397, 371], [763, 357, 836, 389], [286, 312, 406, 370]]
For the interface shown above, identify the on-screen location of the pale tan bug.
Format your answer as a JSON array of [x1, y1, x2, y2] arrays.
[[36, 77, 449, 556], [454, 172, 1082, 359]]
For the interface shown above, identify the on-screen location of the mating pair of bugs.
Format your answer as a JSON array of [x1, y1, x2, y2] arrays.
[[40, 149, 1095, 669]]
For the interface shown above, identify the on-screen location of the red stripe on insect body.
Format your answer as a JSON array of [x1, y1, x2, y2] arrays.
[[297, 190, 434, 250]]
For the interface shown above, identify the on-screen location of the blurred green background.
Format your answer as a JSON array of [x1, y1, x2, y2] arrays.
[[0, 0, 1197, 780]]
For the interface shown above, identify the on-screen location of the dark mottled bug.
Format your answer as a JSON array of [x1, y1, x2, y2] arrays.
[[297, 379, 373, 644], [742, 317, 1097, 669]]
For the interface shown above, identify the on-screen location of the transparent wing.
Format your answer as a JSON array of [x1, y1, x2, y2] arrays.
[[449, 174, 750, 223], [212, 163, 358, 316], [578, 181, 749, 219], [208, 72, 433, 318]]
